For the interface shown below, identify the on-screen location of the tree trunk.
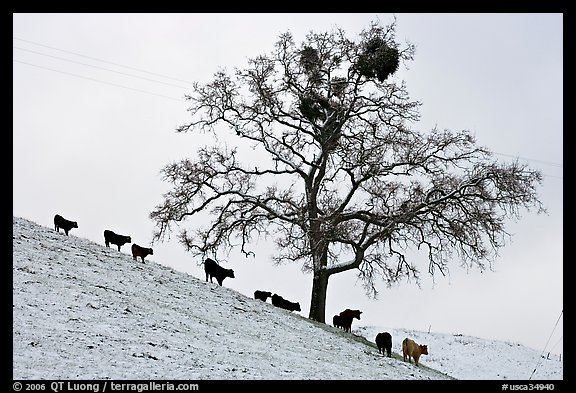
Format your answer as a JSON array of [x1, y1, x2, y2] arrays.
[[306, 188, 330, 323], [308, 267, 329, 323]]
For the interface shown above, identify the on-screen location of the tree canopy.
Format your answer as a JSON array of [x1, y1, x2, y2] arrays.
[[150, 19, 545, 323]]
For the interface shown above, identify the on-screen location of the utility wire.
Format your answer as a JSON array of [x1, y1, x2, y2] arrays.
[[13, 36, 195, 85], [493, 152, 563, 168], [14, 60, 186, 102], [14, 46, 191, 90], [529, 309, 563, 380], [548, 335, 563, 355]]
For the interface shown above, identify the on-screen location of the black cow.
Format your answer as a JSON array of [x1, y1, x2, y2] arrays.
[[54, 214, 78, 236], [204, 258, 235, 286], [333, 315, 344, 329], [338, 309, 362, 333], [131, 243, 153, 262], [271, 294, 301, 312], [254, 290, 272, 302], [104, 229, 132, 251], [376, 332, 392, 357]]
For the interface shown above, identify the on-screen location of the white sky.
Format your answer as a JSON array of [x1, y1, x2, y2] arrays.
[[12, 13, 563, 354], [13, 216, 563, 381]]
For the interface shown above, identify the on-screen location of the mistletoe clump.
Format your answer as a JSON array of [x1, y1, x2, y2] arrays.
[[299, 91, 331, 123], [356, 37, 400, 82]]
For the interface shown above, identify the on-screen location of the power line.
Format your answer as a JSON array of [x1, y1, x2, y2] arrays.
[[549, 335, 563, 354], [14, 60, 186, 102], [494, 151, 563, 168], [529, 309, 563, 380], [13, 36, 195, 85], [541, 174, 563, 180], [492, 153, 563, 180], [14, 46, 192, 90]]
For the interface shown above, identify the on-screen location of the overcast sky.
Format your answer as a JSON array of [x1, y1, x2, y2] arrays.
[[12, 13, 563, 354]]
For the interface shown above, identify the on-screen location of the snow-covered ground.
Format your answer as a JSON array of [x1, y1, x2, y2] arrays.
[[13, 216, 562, 381]]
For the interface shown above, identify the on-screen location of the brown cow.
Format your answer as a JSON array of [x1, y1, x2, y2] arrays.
[[131, 244, 153, 262], [402, 337, 428, 366]]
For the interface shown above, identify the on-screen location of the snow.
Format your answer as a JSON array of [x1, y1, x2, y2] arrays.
[[13, 216, 563, 382]]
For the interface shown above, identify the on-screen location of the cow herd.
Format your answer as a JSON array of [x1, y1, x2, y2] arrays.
[[332, 309, 429, 364], [54, 214, 153, 263], [53, 213, 428, 366]]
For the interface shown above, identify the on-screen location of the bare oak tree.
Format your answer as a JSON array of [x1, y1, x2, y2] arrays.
[[150, 20, 545, 323]]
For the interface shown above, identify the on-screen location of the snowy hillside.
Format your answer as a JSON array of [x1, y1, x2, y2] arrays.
[[12, 216, 562, 381]]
